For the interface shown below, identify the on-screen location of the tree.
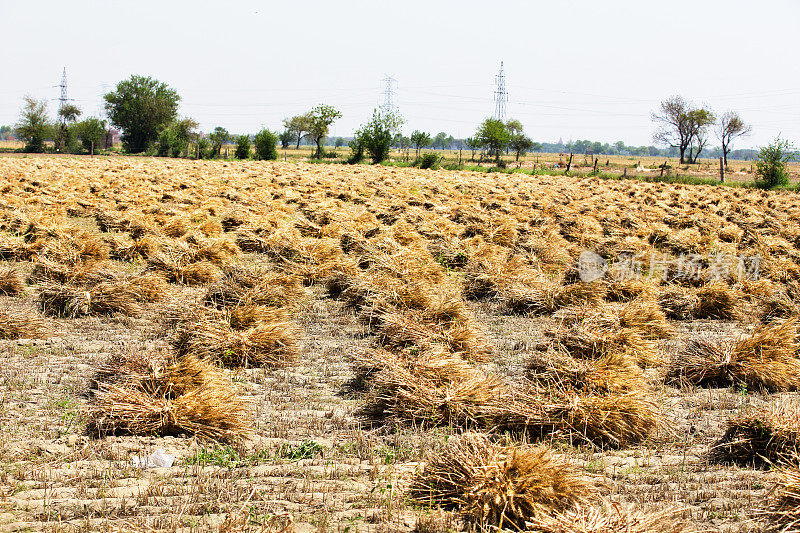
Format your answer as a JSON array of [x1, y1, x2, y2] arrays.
[[509, 134, 536, 162], [504, 119, 536, 162], [279, 130, 293, 149], [474, 118, 510, 164], [410, 130, 431, 157], [14, 96, 51, 153], [234, 135, 251, 159], [54, 103, 82, 152], [253, 129, 278, 160], [651, 95, 715, 164], [209, 126, 230, 158], [465, 137, 480, 162], [716, 111, 752, 168], [0, 125, 13, 141], [305, 104, 342, 158], [282, 114, 312, 149], [754, 136, 796, 189], [157, 117, 197, 157], [73, 117, 107, 152], [334, 137, 345, 148], [352, 109, 404, 164], [104, 75, 180, 153]]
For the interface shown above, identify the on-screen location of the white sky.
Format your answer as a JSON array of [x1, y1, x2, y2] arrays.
[[1, 0, 798, 147]]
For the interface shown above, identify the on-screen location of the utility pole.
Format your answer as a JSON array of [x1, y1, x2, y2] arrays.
[[493, 61, 508, 122], [380, 75, 397, 115]]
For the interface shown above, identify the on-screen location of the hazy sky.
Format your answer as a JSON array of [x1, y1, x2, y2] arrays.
[[1, 0, 798, 147]]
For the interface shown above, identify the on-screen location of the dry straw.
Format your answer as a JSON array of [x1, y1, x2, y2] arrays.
[[206, 267, 307, 309], [38, 282, 143, 317], [527, 351, 646, 394], [668, 318, 800, 391], [760, 466, 800, 532], [174, 316, 300, 368], [355, 347, 507, 428], [711, 399, 800, 468], [409, 433, 600, 530], [529, 503, 694, 533], [0, 309, 47, 340], [88, 352, 249, 442], [0, 265, 25, 296]]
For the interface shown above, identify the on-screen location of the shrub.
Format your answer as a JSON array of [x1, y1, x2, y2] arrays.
[[253, 129, 278, 161], [73, 118, 107, 153], [755, 136, 796, 189], [234, 135, 251, 160], [353, 109, 403, 164], [417, 153, 439, 169], [197, 138, 211, 159], [157, 128, 177, 157], [347, 138, 365, 164]]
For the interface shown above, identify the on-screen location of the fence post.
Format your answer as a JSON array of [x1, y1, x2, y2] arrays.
[[623, 167, 627, 177]]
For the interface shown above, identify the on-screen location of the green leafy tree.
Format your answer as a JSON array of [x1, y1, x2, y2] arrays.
[[14, 96, 51, 153], [253, 129, 278, 160], [0, 125, 12, 141], [234, 135, 251, 159], [754, 136, 796, 189], [157, 127, 178, 157], [509, 134, 536, 162], [352, 110, 404, 164], [55, 103, 82, 152], [282, 114, 312, 149], [465, 137, 480, 161], [432, 131, 450, 150], [306, 104, 342, 158], [504, 119, 536, 161], [197, 137, 211, 159], [474, 118, 510, 164], [73, 117, 107, 152], [279, 130, 293, 149], [209, 126, 230, 158], [410, 130, 431, 157], [157, 117, 197, 157], [104, 75, 180, 153], [334, 137, 345, 148]]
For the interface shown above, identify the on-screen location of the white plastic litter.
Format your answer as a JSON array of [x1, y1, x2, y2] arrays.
[[131, 449, 174, 468]]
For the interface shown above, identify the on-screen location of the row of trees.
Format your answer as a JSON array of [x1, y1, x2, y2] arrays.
[[8, 76, 783, 176], [651, 95, 751, 166], [12, 96, 108, 153]]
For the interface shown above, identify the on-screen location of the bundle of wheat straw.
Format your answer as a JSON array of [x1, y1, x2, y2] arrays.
[[711, 399, 800, 468], [409, 433, 600, 530], [88, 353, 249, 442], [529, 503, 693, 533], [668, 319, 800, 391]]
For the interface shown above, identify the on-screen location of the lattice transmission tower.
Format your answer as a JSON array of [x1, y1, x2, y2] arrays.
[[380, 75, 397, 115], [493, 62, 508, 122]]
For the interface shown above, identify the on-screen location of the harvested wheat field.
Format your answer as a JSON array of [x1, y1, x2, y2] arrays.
[[3, 155, 800, 532]]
